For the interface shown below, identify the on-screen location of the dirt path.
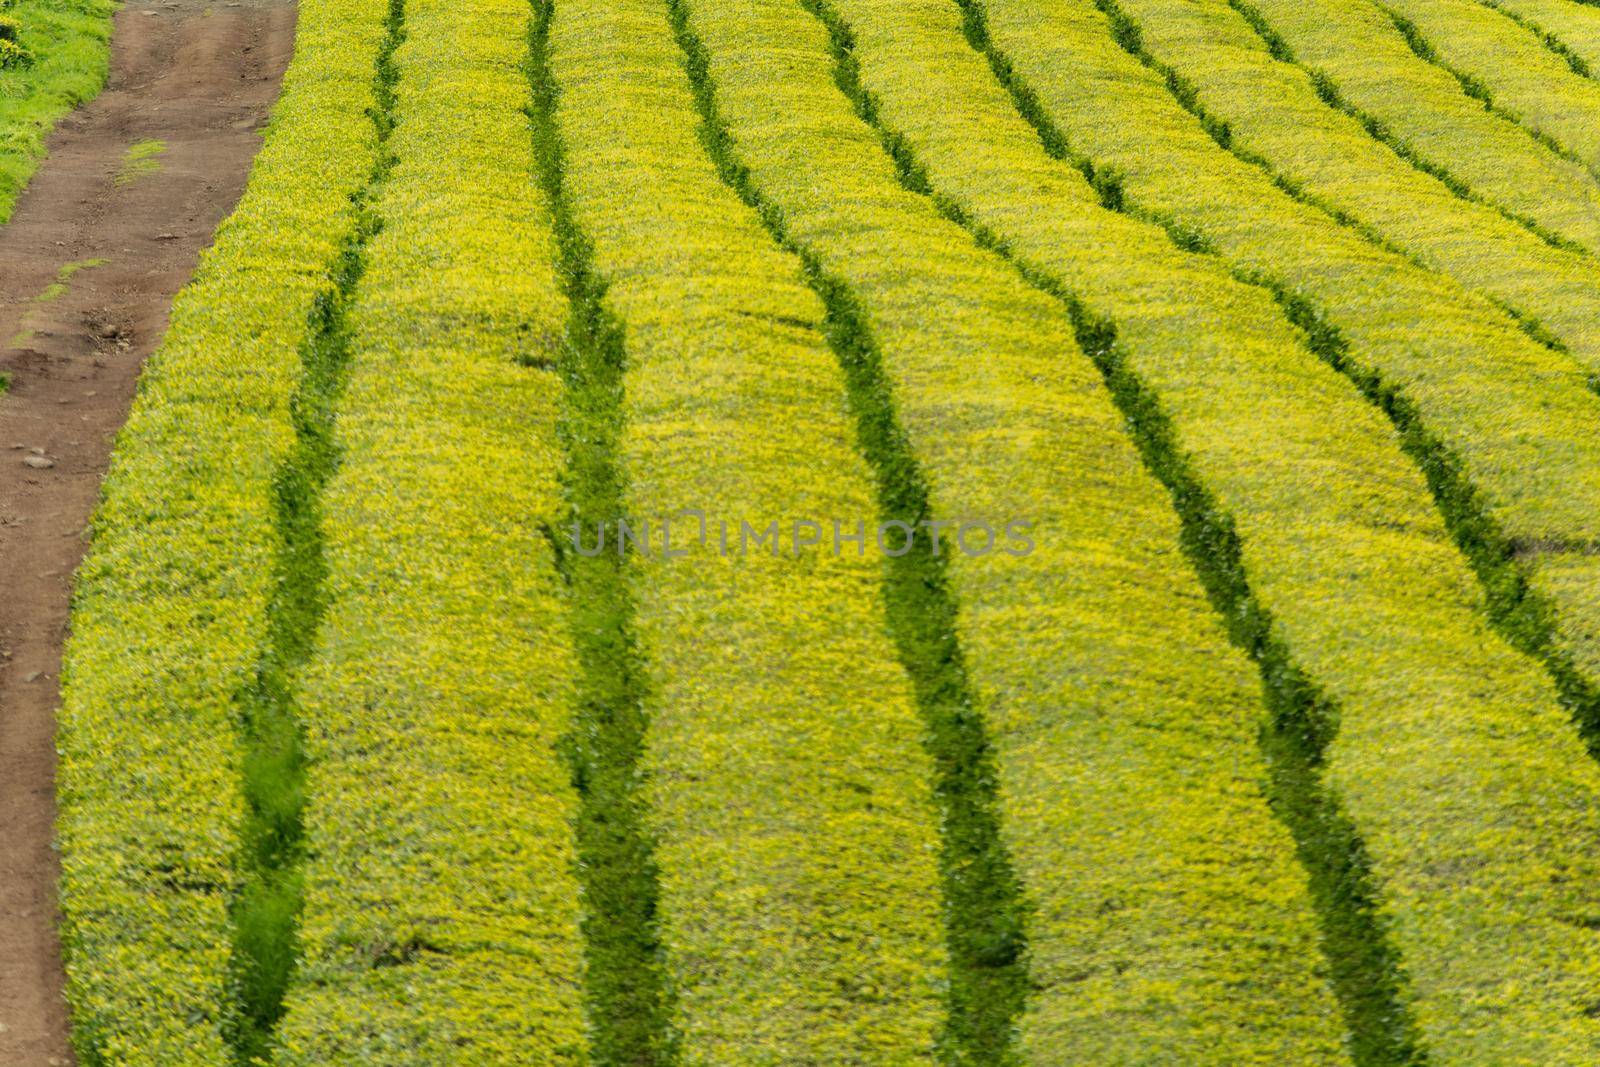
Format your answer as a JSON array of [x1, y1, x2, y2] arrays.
[[0, 1, 294, 1061]]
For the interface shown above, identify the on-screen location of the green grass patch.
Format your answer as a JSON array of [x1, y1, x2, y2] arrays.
[[4, 256, 108, 346], [29, 257, 101, 304], [55, 255, 103, 281], [113, 138, 164, 185], [0, 0, 116, 222]]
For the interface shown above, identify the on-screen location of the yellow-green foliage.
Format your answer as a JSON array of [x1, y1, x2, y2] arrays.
[[1100, 0, 1600, 795], [54, 0, 388, 1060], [989, 0, 1600, 861], [550, 0, 950, 1058], [0, 14, 27, 68], [1485, 0, 1600, 70], [825, 0, 1600, 1058], [52, 0, 1600, 1059], [269, 0, 587, 1061], [677, 0, 1348, 1062], [1535, 554, 1600, 682], [1379, 0, 1600, 170], [1241, 0, 1600, 252], [990, 0, 1600, 546], [0, 0, 118, 219], [1111, 0, 1600, 371], [0, 37, 30, 69], [984, 0, 1600, 768]]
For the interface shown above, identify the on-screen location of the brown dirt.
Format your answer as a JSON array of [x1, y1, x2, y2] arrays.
[[0, 1, 295, 1062]]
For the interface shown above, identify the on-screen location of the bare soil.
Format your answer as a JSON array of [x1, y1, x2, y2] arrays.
[[0, 1, 295, 1061]]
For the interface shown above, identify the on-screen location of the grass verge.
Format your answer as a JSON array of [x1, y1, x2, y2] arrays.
[[0, 0, 116, 221]]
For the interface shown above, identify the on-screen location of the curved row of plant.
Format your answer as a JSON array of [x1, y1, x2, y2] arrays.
[[1093, 0, 1600, 683], [0, 0, 117, 221], [1096, 0, 1600, 371], [1227, 0, 1600, 254], [661, 0, 1354, 1061], [268, 0, 590, 1060], [796, 0, 1600, 1058], [1378, 0, 1600, 172], [968, 0, 1600, 568], [1464, 0, 1600, 694], [969, 0, 1600, 1036], [974, 0, 1600, 815], [1482, 0, 1600, 73], [545, 0, 954, 1059], [58, 0, 954, 1057], [56, 0, 392, 1060]]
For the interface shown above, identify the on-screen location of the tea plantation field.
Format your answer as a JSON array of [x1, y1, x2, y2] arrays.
[[49, 0, 1600, 1062]]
